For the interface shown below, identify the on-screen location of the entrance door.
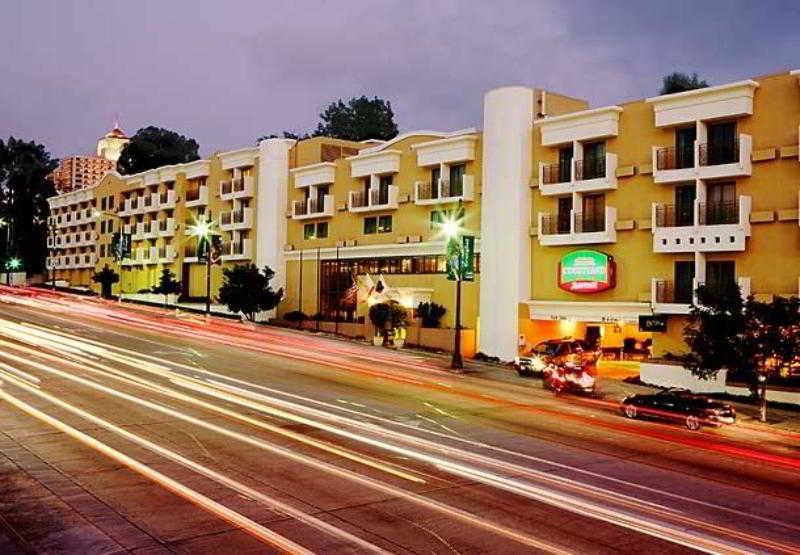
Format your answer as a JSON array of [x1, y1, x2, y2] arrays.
[[707, 122, 737, 165], [181, 262, 190, 299], [558, 146, 573, 183], [705, 182, 736, 225], [581, 141, 606, 180], [675, 184, 696, 227], [675, 127, 696, 169], [557, 196, 572, 234], [706, 261, 736, 295], [581, 194, 605, 233], [674, 261, 695, 303]]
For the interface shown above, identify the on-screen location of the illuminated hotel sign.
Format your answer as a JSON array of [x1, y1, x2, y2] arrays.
[[558, 249, 615, 293]]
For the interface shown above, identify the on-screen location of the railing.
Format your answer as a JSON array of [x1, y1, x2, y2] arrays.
[[698, 201, 738, 226], [653, 204, 694, 228], [232, 177, 245, 193], [573, 211, 605, 234], [293, 200, 309, 216], [220, 180, 233, 195], [350, 190, 368, 208], [308, 198, 325, 214], [574, 157, 606, 181], [539, 213, 571, 235], [228, 241, 246, 256], [186, 188, 201, 201], [698, 138, 739, 166], [653, 279, 694, 304], [542, 162, 571, 185], [159, 190, 176, 207], [655, 146, 694, 170], [221, 210, 245, 226], [369, 187, 389, 206]]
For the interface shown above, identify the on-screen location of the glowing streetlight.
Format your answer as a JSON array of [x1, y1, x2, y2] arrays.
[[5, 257, 21, 286], [189, 214, 217, 316], [437, 207, 466, 370]]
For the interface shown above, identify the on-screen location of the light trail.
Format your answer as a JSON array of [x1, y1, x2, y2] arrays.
[[0, 374, 314, 555], [0, 367, 387, 554], [0, 336, 569, 553]]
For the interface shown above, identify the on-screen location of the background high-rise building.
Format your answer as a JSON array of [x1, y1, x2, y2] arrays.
[[49, 122, 129, 194]]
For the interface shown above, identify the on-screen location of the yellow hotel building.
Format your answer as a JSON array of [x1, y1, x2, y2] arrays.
[[47, 69, 800, 361]]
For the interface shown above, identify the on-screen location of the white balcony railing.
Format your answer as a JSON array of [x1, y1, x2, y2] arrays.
[[220, 208, 253, 230], [159, 189, 177, 209], [185, 185, 208, 207], [414, 175, 475, 205], [348, 185, 400, 213], [158, 218, 176, 237], [292, 194, 334, 220], [652, 134, 752, 184], [651, 196, 751, 253], [538, 153, 618, 196], [220, 176, 255, 199], [538, 206, 617, 246], [221, 238, 252, 261]]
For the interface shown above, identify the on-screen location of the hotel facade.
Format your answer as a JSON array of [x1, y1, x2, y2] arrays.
[[47, 70, 800, 361]]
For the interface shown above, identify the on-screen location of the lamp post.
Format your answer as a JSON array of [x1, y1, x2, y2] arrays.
[[5, 257, 21, 286], [442, 216, 464, 370], [188, 214, 216, 316], [46, 219, 58, 289]]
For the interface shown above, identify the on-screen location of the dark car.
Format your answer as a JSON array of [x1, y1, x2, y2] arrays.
[[620, 388, 736, 430], [514, 338, 599, 377]]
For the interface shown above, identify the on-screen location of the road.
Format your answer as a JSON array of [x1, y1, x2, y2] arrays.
[[0, 286, 799, 554]]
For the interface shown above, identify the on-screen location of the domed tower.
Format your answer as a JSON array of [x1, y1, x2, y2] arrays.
[[96, 119, 130, 162]]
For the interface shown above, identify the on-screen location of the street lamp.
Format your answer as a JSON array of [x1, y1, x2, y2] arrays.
[[46, 218, 58, 289], [188, 213, 216, 316], [5, 257, 21, 286], [441, 211, 464, 370]]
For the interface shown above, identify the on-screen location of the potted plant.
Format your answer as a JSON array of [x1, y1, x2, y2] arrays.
[[417, 301, 447, 328], [369, 302, 393, 346]]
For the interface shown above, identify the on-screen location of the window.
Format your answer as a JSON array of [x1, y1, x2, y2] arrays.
[[364, 217, 377, 234], [378, 215, 392, 233], [304, 222, 328, 240], [430, 209, 453, 230], [449, 164, 465, 196], [316, 222, 328, 239], [706, 261, 736, 295], [304, 223, 315, 240]]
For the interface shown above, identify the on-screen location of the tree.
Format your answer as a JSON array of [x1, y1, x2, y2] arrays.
[[417, 302, 447, 328], [660, 72, 709, 95], [679, 283, 800, 422], [92, 265, 119, 299], [368, 301, 409, 346], [0, 137, 57, 273], [117, 126, 200, 175], [218, 264, 283, 322], [315, 96, 398, 141], [151, 268, 181, 307]]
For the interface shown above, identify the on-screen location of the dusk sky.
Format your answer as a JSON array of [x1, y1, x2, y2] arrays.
[[2, 1, 798, 159]]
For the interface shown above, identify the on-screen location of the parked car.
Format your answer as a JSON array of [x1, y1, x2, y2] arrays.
[[514, 338, 599, 377], [543, 361, 597, 395], [620, 388, 736, 430]]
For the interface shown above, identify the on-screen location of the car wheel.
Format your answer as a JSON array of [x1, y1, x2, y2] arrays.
[[624, 404, 637, 419], [685, 415, 701, 431]]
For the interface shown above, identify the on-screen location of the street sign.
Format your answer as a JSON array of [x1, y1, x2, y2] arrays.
[[446, 235, 475, 282], [639, 314, 668, 332]]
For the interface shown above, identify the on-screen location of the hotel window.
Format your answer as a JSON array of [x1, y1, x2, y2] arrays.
[[316, 222, 328, 239], [304, 222, 328, 240], [377, 215, 392, 233], [448, 164, 465, 196], [430, 208, 453, 230], [304, 224, 315, 240], [364, 217, 377, 234]]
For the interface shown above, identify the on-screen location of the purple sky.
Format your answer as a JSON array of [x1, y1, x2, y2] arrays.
[[2, 1, 798, 159]]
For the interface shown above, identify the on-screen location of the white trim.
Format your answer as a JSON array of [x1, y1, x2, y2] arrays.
[[645, 79, 760, 103], [220, 147, 258, 170], [348, 149, 402, 178], [143, 170, 159, 186], [284, 239, 481, 261], [356, 130, 448, 155], [412, 133, 479, 167], [290, 162, 337, 188], [184, 160, 211, 179], [536, 106, 623, 146], [525, 300, 652, 323], [646, 80, 759, 127]]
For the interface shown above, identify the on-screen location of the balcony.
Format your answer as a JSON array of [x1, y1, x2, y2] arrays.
[[292, 195, 334, 220], [541, 154, 620, 196], [220, 176, 254, 200], [159, 189, 177, 209], [144, 220, 159, 239], [142, 194, 157, 213], [132, 222, 146, 240], [537, 207, 617, 246], [651, 278, 697, 315], [221, 238, 252, 261], [123, 223, 134, 235], [142, 246, 159, 265], [651, 197, 751, 253], [220, 208, 253, 231], [652, 134, 752, 183], [414, 175, 475, 205], [158, 245, 176, 263], [348, 186, 399, 213], [158, 218, 176, 237], [119, 198, 134, 216], [184, 245, 200, 263], [185, 185, 208, 207]]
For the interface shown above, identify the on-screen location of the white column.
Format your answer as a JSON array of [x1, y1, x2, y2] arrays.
[[479, 86, 534, 361], [256, 138, 295, 312]]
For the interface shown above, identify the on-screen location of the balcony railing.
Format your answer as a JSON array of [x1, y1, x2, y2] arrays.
[[698, 138, 739, 166], [698, 201, 738, 226], [221, 209, 248, 227], [541, 162, 571, 185], [415, 176, 474, 204], [159, 190, 176, 208], [574, 157, 606, 181], [539, 213, 572, 235], [573, 210, 606, 233], [655, 146, 694, 170], [652, 204, 695, 228], [350, 190, 368, 208], [653, 279, 694, 305]]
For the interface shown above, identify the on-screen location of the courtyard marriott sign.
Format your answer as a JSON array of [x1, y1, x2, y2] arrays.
[[558, 249, 616, 293]]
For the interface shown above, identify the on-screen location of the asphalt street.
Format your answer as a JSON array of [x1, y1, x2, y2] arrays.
[[0, 286, 799, 554]]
